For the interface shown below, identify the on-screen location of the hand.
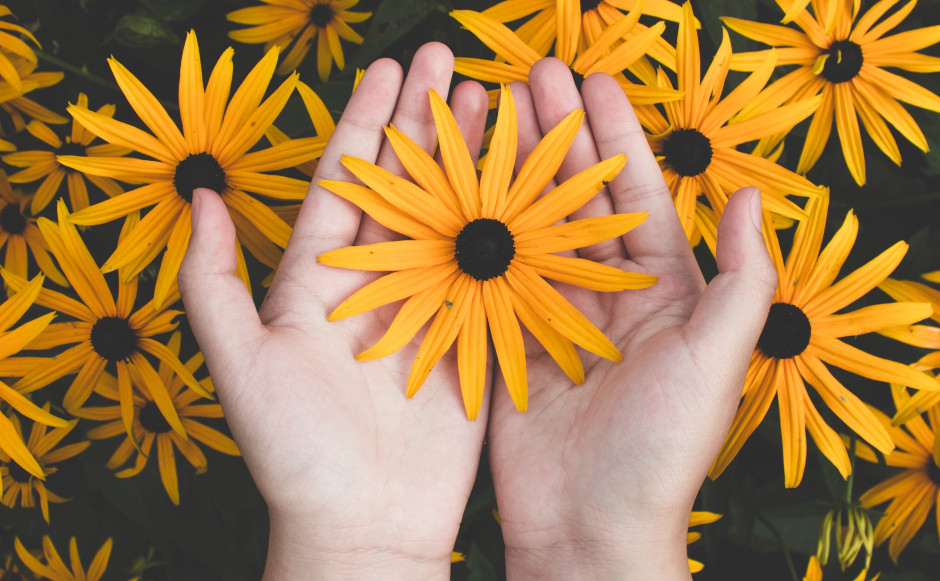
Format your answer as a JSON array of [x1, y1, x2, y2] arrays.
[[178, 43, 490, 580], [485, 59, 778, 580]]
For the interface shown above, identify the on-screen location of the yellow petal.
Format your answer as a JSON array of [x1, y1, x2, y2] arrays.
[[483, 277, 526, 412], [518, 254, 656, 291], [458, 282, 487, 420], [318, 240, 455, 271]]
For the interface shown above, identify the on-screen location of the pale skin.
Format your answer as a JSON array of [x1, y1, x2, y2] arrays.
[[178, 42, 777, 580]]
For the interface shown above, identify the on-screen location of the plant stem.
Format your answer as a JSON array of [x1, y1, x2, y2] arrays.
[[757, 514, 800, 581], [34, 50, 122, 95]]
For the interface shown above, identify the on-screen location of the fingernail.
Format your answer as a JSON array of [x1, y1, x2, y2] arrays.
[[747, 188, 763, 233], [190, 189, 203, 228]]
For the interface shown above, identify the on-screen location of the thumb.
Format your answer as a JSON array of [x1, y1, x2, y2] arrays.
[[178, 188, 266, 384], [684, 187, 778, 397]]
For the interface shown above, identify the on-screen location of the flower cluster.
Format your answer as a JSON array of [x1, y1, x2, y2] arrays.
[[0, 0, 937, 577]]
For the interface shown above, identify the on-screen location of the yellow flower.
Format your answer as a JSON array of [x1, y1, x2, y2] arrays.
[[73, 331, 239, 505], [3, 94, 129, 214], [854, 386, 940, 563], [706, 192, 938, 488], [319, 85, 655, 419], [14, 536, 111, 581], [0, 6, 40, 94], [0, 273, 66, 483], [228, 0, 372, 82], [0, 172, 66, 287], [56, 30, 327, 307], [0, 59, 67, 134], [3, 201, 212, 442], [0, 404, 88, 522], [724, 0, 940, 185], [453, 2, 681, 108], [687, 511, 720, 573], [644, 2, 822, 241]]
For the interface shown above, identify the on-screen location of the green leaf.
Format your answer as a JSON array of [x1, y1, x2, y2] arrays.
[[113, 13, 177, 48], [352, 0, 438, 68], [694, 0, 758, 50], [466, 541, 498, 581], [141, 0, 211, 22]]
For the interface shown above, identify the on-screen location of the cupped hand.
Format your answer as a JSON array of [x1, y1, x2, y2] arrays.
[[178, 43, 490, 580], [486, 59, 778, 580]]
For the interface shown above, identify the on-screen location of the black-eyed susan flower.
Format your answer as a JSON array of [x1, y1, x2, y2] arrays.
[[645, 2, 821, 241], [854, 387, 940, 563], [73, 331, 238, 505], [3, 94, 129, 214], [319, 85, 655, 420], [0, 172, 66, 287], [0, 60, 67, 134], [3, 201, 211, 441], [227, 0, 372, 82], [0, 6, 39, 94], [688, 511, 720, 573], [453, 3, 681, 109], [724, 0, 940, 186], [57, 30, 326, 307], [14, 536, 111, 581], [0, 273, 66, 483], [706, 193, 938, 488], [0, 405, 88, 522]]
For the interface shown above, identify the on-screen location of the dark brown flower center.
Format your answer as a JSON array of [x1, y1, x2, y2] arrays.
[[57, 141, 87, 157], [822, 40, 863, 84], [90, 316, 139, 362], [7, 461, 34, 483], [138, 401, 172, 434], [0, 203, 26, 235], [928, 457, 940, 487], [662, 128, 713, 177], [310, 3, 335, 27], [757, 303, 812, 359], [173, 152, 227, 203], [455, 219, 515, 281]]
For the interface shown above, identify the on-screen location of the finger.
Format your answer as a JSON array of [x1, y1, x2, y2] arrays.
[[683, 188, 777, 406], [179, 188, 266, 388], [581, 71, 691, 264], [447, 80, 490, 169], [356, 42, 456, 246], [527, 58, 624, 263], [273, 58, 403, 289], [509, 80, 554, 189]]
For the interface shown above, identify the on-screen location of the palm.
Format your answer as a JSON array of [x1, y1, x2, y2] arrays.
[[179, 44, 492, 563], [486, 61, 775, 550]]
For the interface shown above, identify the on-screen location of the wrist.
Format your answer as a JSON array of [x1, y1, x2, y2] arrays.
[[262, 506, 453, 581], [501, 509, 693, 581]]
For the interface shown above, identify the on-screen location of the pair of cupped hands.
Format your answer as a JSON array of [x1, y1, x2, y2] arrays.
[[177, 43, 777, 580]]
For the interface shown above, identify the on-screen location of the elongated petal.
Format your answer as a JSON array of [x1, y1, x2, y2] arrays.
[[458, 282, 487, 420], [505, 264, 620, 361], [340, 156, 463, 236], [518, 254, 655, 291], [108, 57, 188, 160], [812, 335, 939, 393], [66, 105, 176, 164], [451, 10, 541, 67], [480, 85, 517, 219], [356, 270, 461, 361], [328, 263, 457, 321], [499, 109, 583, 221], [813, 302, 932, 338], [509, 154, 626, 233], [483, 277, 526, 412], [319, 180, 441, 241], [406, 275, 474, 397], [778, 360, 807, 487], [514, 212, 648, 255], [383, 125, 460, 212], [319, 240, 454, 271], [805, 240, 906, 318], [429, 89, 481, 222]]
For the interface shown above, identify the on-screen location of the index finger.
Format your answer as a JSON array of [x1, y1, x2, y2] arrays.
[[581, 72, 692, 263]]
